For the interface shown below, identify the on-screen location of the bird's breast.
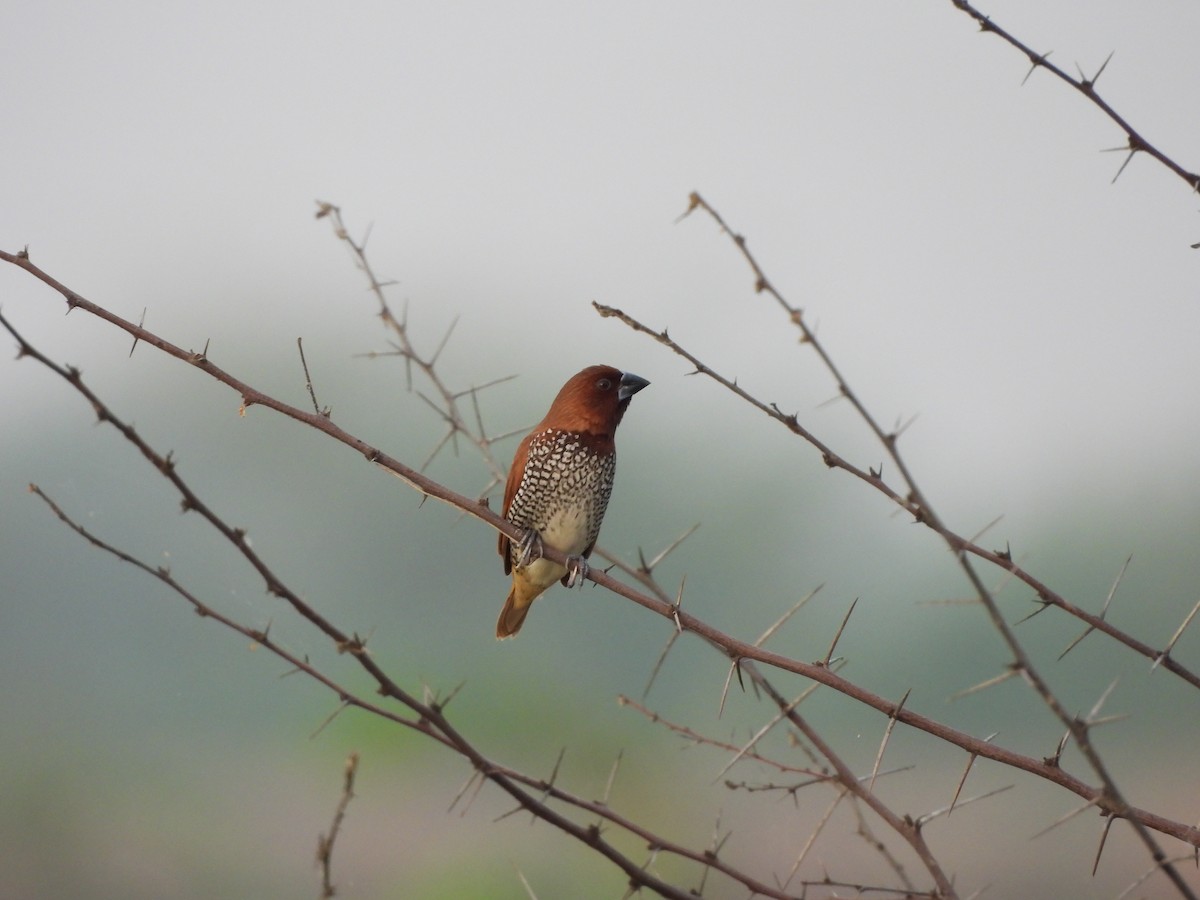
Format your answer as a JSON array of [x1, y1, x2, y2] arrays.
[[539, 505, 591, 558], [506, 429, 616, 563]]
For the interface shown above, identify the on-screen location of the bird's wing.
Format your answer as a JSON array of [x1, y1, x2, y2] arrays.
[[498, 432, 532, 574]]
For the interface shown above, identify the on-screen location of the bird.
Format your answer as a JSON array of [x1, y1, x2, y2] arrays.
[[496, 365, 650, 638]]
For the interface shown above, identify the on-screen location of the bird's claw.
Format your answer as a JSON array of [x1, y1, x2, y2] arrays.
[[516, 528, 544, 567], [565, 555, 589, 589]]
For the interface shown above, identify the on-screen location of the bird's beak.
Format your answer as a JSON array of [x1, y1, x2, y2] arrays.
[[618, 372, 650, 401]]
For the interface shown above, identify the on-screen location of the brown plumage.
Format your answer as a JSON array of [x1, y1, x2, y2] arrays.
[[496, 365, 649, 638]]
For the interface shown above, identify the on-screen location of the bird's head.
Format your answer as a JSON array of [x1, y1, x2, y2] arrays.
[[540, 365, 650, 436]]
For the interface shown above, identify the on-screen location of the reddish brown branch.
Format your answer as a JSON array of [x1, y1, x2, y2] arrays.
[[622, 194, 1198, 897], [0, 310, 814, 900], [2, 254, 1197, 860]]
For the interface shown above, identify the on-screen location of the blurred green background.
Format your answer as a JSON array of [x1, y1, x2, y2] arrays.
[[4, 2, 1200, 897]]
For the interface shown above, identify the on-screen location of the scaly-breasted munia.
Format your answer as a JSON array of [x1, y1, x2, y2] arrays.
[[496, 365, 649, 638]]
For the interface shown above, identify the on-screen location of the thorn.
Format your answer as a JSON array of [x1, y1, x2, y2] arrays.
[[546, 747, 566, 790], [674, 191, 702, 224], [1058, 625, 1093, 661], [1077, 51, 1114, 93], [1030, 796, 1102, 840], [717, 659, 738, 718], [1092, 814, 1116, 876], [1085, 678, 1119, 723], [644, 523, 701, 571], [893, 412, 919, 440], [601, 750, 622, 805], [917, 784, 1013, 827], [1092, 50, 1115, 85], [431, 315, 459, 366], [716, 714, 779, 781], [431, 680, 466, 714], [1153, 597, 1200, 671], [948, 737, 992, 816], [671, 575, 686, 633], [949, 667, 1019, 702], [1046, 727, 1071, 767], [642, 628, 681, 699], [1014, 594, 1053, 625], [780, 793, 843, 890], [1060, 556, 1130, 660], [868, 688, 911, 792], [308, 700, 350, 740], [754, 584, 822, 648], [694, 809, 728, 896], [1110, 149, 1137, 185], [820, 598, 857, 667], [129, 307, 146, 357], [1022, 50, 1052, 86], [513, 864, 538, 900], [447, 770, 482, 814], [968, 514, 1005, 546]]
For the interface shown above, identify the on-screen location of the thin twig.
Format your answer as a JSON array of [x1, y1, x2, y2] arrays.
[[948, 0, 1200, 196], [316, 751, 359, 899]]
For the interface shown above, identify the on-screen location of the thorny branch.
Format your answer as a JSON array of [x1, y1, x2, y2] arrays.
[[2, 312, 783, 900], [597, 286, 1200, 697], [0, 253, 958, 897], [4, 255, 1194, 850], [949, 0, 1200, 195], [315, 201, 518, 495], [607, 193, 1198, 896], [7, 219, 961, 895], [5, 175, 1200, 895]]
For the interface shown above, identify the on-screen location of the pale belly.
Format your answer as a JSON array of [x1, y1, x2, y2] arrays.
[[519, 505, 591, 590]]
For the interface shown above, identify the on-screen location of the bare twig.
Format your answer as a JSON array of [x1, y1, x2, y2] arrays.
[[297, 337, 329, 418], [2, 293, 1195, 859], [667, 194, 1198, 898], [948, 0, 1200, 196], [316, 751, 359, 899], [1, 314, 797, 900], [315, 201, 511, 494], [8, 179, 1200, 897]]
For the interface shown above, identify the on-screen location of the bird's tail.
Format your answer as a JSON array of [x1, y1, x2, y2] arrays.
[[496, 585, 532, 639]]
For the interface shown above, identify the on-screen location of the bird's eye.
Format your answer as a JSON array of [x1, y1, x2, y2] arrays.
[[596, 378, 613, 391]]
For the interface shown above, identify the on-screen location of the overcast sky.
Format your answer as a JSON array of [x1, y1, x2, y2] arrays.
[[5, 3, 1199, 500], [5, 3, 1198, 466]]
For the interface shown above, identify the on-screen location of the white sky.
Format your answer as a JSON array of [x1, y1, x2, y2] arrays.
[[4, 2, 1198, 495]]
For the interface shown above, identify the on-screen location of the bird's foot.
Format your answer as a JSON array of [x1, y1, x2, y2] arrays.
[[516, 528, 544, 567], [565, 555, 590, 589]]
